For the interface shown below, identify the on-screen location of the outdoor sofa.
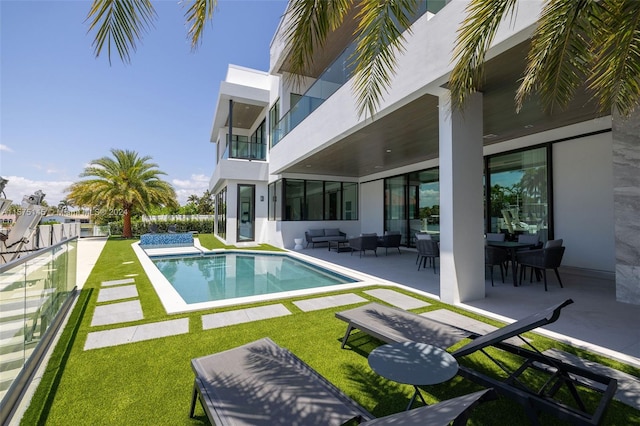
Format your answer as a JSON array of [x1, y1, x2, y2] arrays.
[[335, 300, 617, 426], [189, 337, 495, 425], [304, 228, 346, 248]]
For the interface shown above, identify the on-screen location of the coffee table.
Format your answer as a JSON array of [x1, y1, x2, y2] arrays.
[[329, 239, 351, 252], [368, 341, 458, 410]]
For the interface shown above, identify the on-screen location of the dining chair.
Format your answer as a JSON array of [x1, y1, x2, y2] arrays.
[[417, 239, 439, 274], [516, 241, 565, 291], [485, 246, 508, 286]]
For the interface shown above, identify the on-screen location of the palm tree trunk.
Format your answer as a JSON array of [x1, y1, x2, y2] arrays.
[[123, 206, 132, 238]]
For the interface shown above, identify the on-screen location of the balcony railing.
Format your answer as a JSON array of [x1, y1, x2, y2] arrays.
[[222, 140, 267, 161], [272, 0, 449, 147], [0, 237, 78, 423]]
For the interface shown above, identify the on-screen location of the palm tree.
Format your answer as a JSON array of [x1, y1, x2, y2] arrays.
[[449, 0, 640, 117], [86, 1, 639, 118], [85, 0, 216, 64], [66, 149, 178, 238]]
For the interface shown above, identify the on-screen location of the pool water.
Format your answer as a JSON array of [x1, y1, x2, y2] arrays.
[[151, 252, 357, 304]]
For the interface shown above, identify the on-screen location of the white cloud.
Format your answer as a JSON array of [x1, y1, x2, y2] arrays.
[[1, 176, 73, 206], [172, 174, 210, 204], [0, 174, 211, 207], [0, 144, 13, 152]]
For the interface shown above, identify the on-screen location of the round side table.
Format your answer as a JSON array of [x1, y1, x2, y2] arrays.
[[294, 238, 303, 250], [368, 341, 458, 410]]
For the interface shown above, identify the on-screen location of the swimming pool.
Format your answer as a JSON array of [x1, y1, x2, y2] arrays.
[[152, 252, 358, 304], [132, 244, 369, 313]]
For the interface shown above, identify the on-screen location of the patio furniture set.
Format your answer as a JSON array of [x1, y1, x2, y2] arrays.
[[189, 298, 617, 425], [304, 229, 402, 257], [485, 232, 566, 291]]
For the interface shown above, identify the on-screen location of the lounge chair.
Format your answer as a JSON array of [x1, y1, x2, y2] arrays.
[[336, 299, 617, 426], [349, 234, 378, 257], [189, 337, 495, 425]]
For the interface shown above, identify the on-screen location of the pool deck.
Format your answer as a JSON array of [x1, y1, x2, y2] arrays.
[[79, 239, 640, 367]]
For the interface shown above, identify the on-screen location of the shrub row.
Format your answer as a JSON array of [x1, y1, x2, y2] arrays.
[[108, 219, 215, 237]]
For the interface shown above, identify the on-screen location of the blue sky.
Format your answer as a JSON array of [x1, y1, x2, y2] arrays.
[[1, 0, 287, 206]]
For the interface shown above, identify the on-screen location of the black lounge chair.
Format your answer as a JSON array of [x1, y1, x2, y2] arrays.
[[336, 299, 617, 426], [189, 337, 495, 425]]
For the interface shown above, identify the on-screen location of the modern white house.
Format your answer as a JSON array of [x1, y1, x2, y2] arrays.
[[208, 1, 639, 306]]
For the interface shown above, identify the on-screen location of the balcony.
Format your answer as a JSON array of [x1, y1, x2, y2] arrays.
[[222, 140, 267, 161], [271, 0, 450, 147]]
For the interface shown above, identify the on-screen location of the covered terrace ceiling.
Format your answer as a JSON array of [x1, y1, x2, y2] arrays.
[[280, 41, 607, 178]]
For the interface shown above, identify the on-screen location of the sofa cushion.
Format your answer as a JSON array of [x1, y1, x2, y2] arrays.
[[307, 229, 325, 237], [324, 228, 341, 236]]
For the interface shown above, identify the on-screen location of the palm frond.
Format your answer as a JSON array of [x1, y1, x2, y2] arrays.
[[283, 0, 351, 85], [588, 0, 640, 117], [515, 0, 595, 113], [183, 0, 217, 51], [351, 0, 419, 119], [86, 0, 156, 64], [449, 0, 518, 111]]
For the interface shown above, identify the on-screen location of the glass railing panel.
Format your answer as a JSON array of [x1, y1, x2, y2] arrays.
[[0, 238, 77, 410], [0, 261, 28, 396], [272, 0, 450, 147], [229, 141, 267, 160]]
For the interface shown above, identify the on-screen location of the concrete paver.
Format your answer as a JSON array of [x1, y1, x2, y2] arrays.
[[364, 288, 430, 309], [102, 278, 135, 287], [202, 304, 291, 330], [84, 318, 189, 350], [293, 293, 367, 312], [96, 285, 138, 303], [90, 300, 143, 327]]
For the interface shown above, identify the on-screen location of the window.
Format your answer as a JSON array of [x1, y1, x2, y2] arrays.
[[269, 99, 279, 148], [487, 146, 549, 241], [284, 179, 304, 221], [305, 181, 323, 220], [215, 187, 227, 240], [273, 179, 358, 221], [342, 183, 358, 220]]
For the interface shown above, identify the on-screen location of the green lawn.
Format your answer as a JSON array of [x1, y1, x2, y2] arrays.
[[21, 238, 640, 425]]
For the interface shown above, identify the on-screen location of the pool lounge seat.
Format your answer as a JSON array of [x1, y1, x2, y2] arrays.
[[336, 300, 617, 426], [305, 228, 346, 248], [189, 337, 495, 425]]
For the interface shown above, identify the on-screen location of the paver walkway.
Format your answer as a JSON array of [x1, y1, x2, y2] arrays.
[[293, 293, 367, 312], [84, 318, 189, 350], [202, 304, 291, 329]]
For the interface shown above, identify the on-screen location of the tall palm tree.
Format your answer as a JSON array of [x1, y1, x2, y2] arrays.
[[66, 149, 178, 238]]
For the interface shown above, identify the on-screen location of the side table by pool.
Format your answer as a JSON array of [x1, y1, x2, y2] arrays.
[[368, 341, 459, 410]]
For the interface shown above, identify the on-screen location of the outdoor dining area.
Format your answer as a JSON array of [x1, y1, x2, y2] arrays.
[[304, 227, 566, 292]]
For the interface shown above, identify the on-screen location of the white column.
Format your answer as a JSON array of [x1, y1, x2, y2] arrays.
[[438, 91, 485, 304]]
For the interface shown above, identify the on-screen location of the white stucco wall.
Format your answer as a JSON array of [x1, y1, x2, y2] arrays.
[[553, 132, 615, 273], [360, 180, 384, 234]]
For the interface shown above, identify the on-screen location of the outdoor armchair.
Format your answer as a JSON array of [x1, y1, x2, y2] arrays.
[[377, 231, 401, 255], [349, 234, 378, 257]]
